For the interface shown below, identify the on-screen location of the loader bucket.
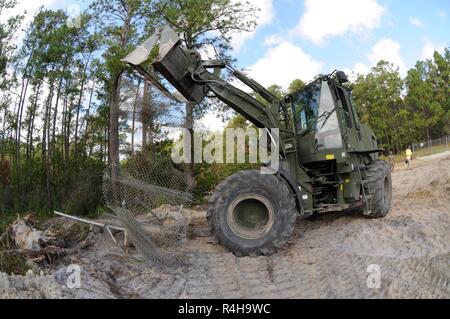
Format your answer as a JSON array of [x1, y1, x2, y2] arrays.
[[123, 26, 208, 104]]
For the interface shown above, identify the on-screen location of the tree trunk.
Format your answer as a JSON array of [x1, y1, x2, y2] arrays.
[[108, 72, 123, 206], [141, 82, 150, 155], [65, 104, 72, 164], [74, 57, 91, 160], [42, 83, 55, 205], [103, 125, 108, 163], [109, 73, 122, 164], [61, 79, 68, 166], [107, 1, 133, 202], [63, 79, 72, 168], [51, 70, 66, 161], [131, 79, 141, 154], [26, 82, 41, 161], [185, 101, 196, 191], [15, 77, 29, 168], [82, 81, 95, 157]]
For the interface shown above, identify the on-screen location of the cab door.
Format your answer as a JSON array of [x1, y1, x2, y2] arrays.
[[334, 86, 359, 152]]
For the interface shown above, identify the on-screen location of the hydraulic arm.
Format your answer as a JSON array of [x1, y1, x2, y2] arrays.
[[122, 26, 311, 212], [122, 26, 287, 132]]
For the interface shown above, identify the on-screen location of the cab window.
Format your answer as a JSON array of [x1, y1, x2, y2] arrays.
[[291, 82, 321, 135], [336, 87, 353, 128]]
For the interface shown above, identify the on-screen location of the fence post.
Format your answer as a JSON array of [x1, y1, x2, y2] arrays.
[[447, 135, 449, 150]]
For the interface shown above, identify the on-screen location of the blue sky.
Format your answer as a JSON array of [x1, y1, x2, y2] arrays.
[[227, 0, 449, 88], [9, 0, 450, 88], [238, 0, 449, 68]]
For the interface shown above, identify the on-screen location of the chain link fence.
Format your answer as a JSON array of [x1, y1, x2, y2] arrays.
[[102, 80, 193, 268], [412, 135, 450, 157]]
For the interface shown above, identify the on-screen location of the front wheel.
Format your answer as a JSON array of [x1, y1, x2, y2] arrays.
[[207, 170, 298, 257], [365, 161, 392, 218]]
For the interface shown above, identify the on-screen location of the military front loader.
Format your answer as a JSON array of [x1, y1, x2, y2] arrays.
[[123, 27, 392, 257]]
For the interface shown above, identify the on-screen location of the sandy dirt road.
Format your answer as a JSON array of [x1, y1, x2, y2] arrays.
[[2, 152, 450, 299]]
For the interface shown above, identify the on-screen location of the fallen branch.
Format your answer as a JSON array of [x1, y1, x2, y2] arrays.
[[54, 211, 125, 232], [4, 235, 95, 259], [5, 246, 69, 258], [54, 211, 127, 246]]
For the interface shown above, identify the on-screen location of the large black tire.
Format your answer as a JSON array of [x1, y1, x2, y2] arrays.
[[207, 170, 298, 257], [365, 161, 392, 218]]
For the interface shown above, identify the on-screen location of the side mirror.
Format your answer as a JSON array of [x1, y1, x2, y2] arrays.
[[336, 71, 349, 84], [284, 95, 291, 104]]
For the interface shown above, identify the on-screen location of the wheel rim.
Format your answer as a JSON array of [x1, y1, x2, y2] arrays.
[[227, 194, 275, 240]]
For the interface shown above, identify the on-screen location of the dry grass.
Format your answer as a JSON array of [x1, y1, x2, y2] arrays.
[[383, 145, 449, 163]]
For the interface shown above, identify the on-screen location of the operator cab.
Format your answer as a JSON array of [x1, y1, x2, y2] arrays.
[[286, 71, 361, 165], [285, 71, 380, 207]]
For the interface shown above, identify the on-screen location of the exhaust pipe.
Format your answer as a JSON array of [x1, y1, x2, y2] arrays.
[[122, 26, 208, 104]]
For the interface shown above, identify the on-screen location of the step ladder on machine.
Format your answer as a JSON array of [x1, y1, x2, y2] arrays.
[[357, 163, 373, 215]]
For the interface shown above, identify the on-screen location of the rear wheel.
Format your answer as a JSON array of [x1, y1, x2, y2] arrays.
[[207, 170, 298, 257], [365, 161, 392, 218]]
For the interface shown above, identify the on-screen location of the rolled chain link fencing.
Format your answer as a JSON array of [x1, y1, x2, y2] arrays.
[[102, 80, 194, 267]]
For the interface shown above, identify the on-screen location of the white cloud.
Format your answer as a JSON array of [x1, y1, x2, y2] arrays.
[[340, 63, 370, 82], [295, 0, 386, 44], [199, 44, 218, 60], [421, 37, 446, 61], [263, 34, 285, 47], [353, 63, 371, 75], [438, 10, 447, 20], [230, 0, 274, 52], [2, 0, 59, 27], [198, 109, 228, 132], [409, 17, 424, 27], [244, 42, 323, 89], [367, 38, 406, 75]]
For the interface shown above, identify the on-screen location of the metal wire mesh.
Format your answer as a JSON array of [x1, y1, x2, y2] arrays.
[[102, 80, 193, 267], [412, 135, 450, 155]]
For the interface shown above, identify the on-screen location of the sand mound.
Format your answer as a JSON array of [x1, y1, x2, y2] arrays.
[[430, 170, 450, 187], [404, 164, 450, 203]]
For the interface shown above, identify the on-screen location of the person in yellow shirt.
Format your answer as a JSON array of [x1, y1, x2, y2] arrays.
[[405, 147, 413, 170]]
